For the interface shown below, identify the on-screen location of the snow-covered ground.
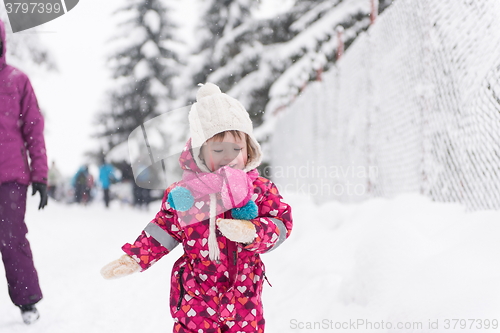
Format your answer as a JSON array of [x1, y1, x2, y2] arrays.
[[1, 191, 500, 332]]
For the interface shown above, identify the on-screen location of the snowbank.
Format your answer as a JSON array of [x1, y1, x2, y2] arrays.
[[1, 192, 499, 332]]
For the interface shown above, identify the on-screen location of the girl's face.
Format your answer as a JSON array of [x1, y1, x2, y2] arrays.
[[200, 132, 248, 172]]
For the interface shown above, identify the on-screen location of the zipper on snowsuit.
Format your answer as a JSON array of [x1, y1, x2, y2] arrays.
[[224, 210, 238, 287], [176, 267, 186, 311]]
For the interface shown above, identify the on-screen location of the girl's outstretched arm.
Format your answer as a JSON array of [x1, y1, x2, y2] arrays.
[[101, 186, 184, 279]]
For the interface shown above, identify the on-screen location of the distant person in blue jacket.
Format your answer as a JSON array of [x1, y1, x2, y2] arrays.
[[99, 158, 118, 208], [72, 165, 91, 204]]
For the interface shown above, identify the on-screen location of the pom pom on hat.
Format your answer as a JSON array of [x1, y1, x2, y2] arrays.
[[196, 83, 222, 101], [231, 200, 258, 220], [167, 186, 194, 212]]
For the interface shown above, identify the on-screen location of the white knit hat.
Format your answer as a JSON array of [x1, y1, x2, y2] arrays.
[[189, 83, 263, 172]]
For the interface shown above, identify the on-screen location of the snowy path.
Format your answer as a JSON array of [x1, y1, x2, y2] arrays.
[[1, 193, 500, 332]]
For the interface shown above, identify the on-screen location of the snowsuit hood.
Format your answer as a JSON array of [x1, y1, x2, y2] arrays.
[[179, 138, 206, 173], [0, 19, 6, 70]]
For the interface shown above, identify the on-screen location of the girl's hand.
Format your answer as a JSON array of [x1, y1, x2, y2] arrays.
[[216, 218, 256, 244], [100, 255, 141, 279]]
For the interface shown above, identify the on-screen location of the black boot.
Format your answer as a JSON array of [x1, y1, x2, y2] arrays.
[[18, 304, 40, 325]]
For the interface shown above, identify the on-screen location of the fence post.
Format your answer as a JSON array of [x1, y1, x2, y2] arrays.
[[370, 0, 379, 25], [336, 26, 344, 61], [316, 67, 323, 81]]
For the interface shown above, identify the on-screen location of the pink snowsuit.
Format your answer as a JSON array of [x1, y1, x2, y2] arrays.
[[123, 140, 293, 333]]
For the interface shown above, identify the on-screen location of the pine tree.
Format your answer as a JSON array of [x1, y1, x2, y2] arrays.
[[194, 0, 393, 127], [206, 0, 318, 126], [186, 0, 258, 103], [94, 0, 182, 151]]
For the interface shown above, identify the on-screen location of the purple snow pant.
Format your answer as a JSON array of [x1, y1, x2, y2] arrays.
[[0, 182, 43, 306]]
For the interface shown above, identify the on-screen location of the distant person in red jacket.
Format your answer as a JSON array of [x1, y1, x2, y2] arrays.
[[0, 19, 48, 325]]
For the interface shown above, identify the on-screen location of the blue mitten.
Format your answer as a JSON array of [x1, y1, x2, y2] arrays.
[[167, 187, 194, 212], [231, 200, 258, 220]]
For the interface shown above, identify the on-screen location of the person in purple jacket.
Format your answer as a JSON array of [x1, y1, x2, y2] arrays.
[[0, 19, 48, 325]]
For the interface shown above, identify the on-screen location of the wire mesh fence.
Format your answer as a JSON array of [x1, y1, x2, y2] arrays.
[[269, 0, 500, 211]]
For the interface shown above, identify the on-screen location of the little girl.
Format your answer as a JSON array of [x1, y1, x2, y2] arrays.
[[101, 83, 293, 333]]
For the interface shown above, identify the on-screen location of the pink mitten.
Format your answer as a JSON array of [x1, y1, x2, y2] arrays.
[[100, 254, 141, 279], [216, 218, 257, 244]]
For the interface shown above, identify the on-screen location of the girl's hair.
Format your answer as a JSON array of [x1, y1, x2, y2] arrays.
[[202, 130, 256, 165]]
